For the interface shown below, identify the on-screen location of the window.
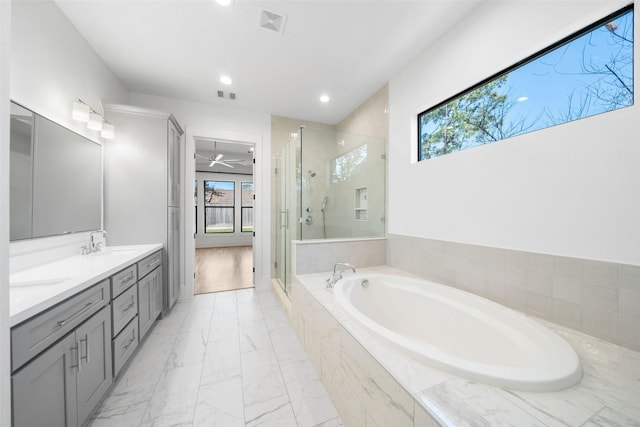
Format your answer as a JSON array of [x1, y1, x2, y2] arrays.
[[418, 6, 633, 160], [331, 144, 368, 183], [241, 182, 254, 232], [204, 180, 234, 233]]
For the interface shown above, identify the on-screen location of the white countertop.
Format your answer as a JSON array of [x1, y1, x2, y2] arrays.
[[9, 244, 163, 327]]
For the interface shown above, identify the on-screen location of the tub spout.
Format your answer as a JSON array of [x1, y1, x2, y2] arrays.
[[326, 262, 356, 288]]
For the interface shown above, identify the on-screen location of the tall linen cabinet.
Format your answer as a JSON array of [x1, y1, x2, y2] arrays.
[[103, 104, 183, 312]]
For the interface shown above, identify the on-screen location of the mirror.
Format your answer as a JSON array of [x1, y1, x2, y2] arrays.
[[10, 102, 102, 241]]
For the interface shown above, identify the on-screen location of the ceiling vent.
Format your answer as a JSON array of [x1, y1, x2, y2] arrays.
[[217, 90, 237, 101], [259, 9, 287, 34]]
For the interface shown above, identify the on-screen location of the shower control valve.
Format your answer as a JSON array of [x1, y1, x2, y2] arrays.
[[305, 215, 314, 225], [306, 207, 313, 213]]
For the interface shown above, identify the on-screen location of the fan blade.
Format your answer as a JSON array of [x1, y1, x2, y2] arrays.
[[214, 153, 224, 161], [209, 160, 216, 167], [218, 161, 234, 168], [196, 153, 210, 160]]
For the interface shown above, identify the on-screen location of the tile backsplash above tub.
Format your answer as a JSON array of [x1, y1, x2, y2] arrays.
[[387, 234, 640, 351]]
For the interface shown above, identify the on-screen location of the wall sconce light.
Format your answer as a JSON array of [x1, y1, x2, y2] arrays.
[[87, 111, 103, 131], [101, 121, 115, 139], [72, 100, 90, 122], [71, 99, 115, 139]]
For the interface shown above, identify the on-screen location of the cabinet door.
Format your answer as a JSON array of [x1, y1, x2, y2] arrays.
[[75, 306, 112, 426], [167, 207, 180, 310], [139, 267, 163, 339], [137, 272, 152, 339], [167, 119, 181, 208], [151, 266, 164, 320], [12, 333, 78, 427]]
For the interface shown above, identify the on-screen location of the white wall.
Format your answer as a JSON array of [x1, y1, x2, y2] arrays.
[[5, 1, 128, 422], [388, 0, 639, 266], [130, 92, 272, 292], [10, 0, 129, 142]]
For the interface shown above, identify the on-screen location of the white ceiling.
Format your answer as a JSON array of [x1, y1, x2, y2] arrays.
[[55, 0, 482, 125]]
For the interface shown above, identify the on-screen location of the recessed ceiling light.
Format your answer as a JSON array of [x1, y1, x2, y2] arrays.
[[220, 75, 233, 85], [215, 0, 233, 6], [320, 94, 330, 103]]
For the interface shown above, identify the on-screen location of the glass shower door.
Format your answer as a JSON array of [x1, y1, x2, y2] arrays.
[[274, 133, 301, 295]]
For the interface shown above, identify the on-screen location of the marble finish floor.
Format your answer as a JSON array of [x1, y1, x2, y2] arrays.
[[88, 286, 342, 427]]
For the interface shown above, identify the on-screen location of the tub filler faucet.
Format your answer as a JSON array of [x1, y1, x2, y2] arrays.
[[326, 262, 356, 288]]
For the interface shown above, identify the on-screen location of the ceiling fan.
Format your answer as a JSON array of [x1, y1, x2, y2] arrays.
[[195, 141, 246, 168]]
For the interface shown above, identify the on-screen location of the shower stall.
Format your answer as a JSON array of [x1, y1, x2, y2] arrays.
[[274, 126, 386, 295]]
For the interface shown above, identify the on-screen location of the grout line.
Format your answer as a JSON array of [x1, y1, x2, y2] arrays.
[[189, 292, 218, 426]]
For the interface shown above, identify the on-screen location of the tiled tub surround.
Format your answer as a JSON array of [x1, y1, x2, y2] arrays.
[[387, 234, 640, 352], [292, 266, 640, 426]]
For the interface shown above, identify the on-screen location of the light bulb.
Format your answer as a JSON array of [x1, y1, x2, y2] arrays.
[[72, 100, 90, 122], [87, 112, 103, 131], [101, 122, 115, 139]]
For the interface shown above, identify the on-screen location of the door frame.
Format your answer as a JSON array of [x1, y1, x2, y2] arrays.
[[183, 126, 264, 298]]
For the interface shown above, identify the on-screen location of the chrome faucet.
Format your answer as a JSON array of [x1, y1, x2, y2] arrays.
[[88, 230, 109, 254], [326, 262, 356, 288]]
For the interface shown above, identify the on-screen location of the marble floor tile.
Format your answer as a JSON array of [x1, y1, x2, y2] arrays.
[[166, 328, 209, 369], [239, 320, 273, 353], [88, 401, 149, 427], [201, 335, 242, 385], [280, 359, 339, 427], [140, 363, 202, 426], [192, 376, 244, 427], [244, 394, 297, 427], [241, 346, 288, 406], [263, 305, 292, 331], [89, 286, 341, 427], [270, 326, 308, 365]]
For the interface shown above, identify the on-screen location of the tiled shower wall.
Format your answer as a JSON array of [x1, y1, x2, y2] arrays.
[[387, 234, 640, 352], [293, 238, 386, 276]]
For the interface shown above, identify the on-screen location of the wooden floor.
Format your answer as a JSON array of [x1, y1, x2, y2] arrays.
[[194, 246, 254, 295]]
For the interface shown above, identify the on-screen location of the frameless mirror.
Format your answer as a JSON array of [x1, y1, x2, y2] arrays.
[[10, 101, 102, 241]]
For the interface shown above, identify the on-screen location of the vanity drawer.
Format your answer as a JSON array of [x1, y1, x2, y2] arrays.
[[112, 317, 138, 377], [138, 250, 162, 280], [11, 280, 110, 371], [111, 264, 137, 298], [111, 284, 138, 336]]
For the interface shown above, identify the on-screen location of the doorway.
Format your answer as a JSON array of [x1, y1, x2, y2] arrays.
[[185, 130, 258, 296]]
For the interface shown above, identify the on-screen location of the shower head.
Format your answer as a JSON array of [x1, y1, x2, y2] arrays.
[[308, 170, 316, 178], [321, 196, 328, 213]]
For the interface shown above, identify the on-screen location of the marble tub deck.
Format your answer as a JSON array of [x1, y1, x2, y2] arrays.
[[295, 266, 640, 426], [88, 286, 342, 427]]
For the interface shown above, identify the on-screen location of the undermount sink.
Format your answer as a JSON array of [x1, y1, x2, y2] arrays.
[[89, 247, 141, 257], [10, 277, 70, 288]]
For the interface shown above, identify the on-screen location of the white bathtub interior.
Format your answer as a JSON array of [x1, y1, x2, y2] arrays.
[[334, 274, 582, 392]]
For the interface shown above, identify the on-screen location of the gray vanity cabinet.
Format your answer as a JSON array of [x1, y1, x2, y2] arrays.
[[110, 264, 139, 378], [104, 104, 183, 314], [138, 266, 163, 340], [12, 305, 112, 427], [74, 306, 113, 425], [12, 333, 77, 427]]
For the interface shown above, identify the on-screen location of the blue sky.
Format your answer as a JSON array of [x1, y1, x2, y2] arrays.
[[420, 8, 633, 156]]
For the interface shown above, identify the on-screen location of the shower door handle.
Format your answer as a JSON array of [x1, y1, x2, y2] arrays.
[[281, 210, 289, 229]]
